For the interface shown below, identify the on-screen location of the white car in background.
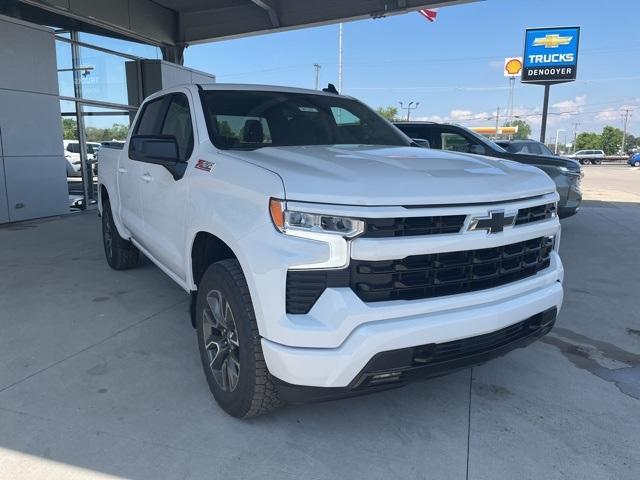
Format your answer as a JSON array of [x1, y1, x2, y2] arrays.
[[568, 149, 605, 165], [63, 140, 98, 177]]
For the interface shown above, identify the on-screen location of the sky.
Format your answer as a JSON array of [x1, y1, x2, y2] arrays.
[[182, 0, 640, 144]]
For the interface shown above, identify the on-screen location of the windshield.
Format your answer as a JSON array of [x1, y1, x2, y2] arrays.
[[538, 143, 555, 156], [457, 126, 507, 153], [201, 90, 411, 150]]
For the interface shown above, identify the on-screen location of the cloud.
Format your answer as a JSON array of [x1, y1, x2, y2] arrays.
[[413, 115, 446, 122], [552, 95, 586, 112], [450, 109, 490, 121], [596, 108, 618, 121]]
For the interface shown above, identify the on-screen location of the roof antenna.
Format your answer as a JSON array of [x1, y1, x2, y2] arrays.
[[323, 83, 339, 94]]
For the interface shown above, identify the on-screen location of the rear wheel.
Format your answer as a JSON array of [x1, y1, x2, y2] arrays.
[[102, 200, 139, 270], [634, 160, 640, 167], [196, 259, 282, 418]]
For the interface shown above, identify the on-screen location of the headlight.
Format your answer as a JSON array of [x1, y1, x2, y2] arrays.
[[269, 199, 364, 238]]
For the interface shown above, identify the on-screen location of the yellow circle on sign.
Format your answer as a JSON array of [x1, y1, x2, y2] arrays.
[[505, 58, 523, 75]]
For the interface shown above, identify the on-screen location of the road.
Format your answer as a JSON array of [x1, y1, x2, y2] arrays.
[[0, 167, 638, 480], [581, 164, 640, 203]]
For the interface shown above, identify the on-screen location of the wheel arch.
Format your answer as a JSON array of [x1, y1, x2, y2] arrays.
[[188, 231, 244, 328]]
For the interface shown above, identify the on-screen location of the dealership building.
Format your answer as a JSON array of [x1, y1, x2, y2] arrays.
[[0, 0, 471, 224]]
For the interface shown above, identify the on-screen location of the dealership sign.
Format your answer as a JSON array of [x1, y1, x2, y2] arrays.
[[522, 26, 580, 83]]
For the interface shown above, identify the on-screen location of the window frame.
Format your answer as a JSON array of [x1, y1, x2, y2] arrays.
[[130, 92, 195, 163], [160, 93, 195, 161]]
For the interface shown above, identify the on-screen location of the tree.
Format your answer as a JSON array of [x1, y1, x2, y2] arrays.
[[624, 134, 636, 153], [575, 132, 601, 151], [62, 118, 78, 140], [503, 119, 531, 139], [600, 126, 624, 155], [376, 106, 399, 122]]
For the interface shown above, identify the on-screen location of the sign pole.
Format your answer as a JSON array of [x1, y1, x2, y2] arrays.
[[540, 84, 550, 143]]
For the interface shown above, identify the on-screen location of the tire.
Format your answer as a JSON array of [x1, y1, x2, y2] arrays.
[[102, 200, 139, 270], [634, 161, 640, 167], [196, 259, 282, 418], [579, 159, 587, 165]]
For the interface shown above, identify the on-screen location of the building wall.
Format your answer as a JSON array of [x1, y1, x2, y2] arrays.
[[0, 15, 68, 224], [125, 60, 216, 108]]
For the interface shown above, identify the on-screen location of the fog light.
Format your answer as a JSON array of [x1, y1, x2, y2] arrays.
[[369, 371, 403, 385]]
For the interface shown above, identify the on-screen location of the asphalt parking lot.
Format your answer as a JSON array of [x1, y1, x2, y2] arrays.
[[0, 165, 638, 480]]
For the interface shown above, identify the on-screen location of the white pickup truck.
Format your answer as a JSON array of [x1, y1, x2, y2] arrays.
[[98, 84, 564, 417]]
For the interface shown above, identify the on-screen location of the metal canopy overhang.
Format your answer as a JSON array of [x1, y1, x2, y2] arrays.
[[3, 0, 476, 49]]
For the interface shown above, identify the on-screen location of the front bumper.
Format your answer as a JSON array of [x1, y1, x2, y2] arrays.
[[262, 269, 563, 388], [274, 307, 557, 403]]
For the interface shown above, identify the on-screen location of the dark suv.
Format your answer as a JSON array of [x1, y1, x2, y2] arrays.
[[395, 122, 582, 218]]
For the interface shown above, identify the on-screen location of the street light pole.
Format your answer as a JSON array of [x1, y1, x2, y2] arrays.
[[554, 128, 565, 154], [399, 101, 419, 121]]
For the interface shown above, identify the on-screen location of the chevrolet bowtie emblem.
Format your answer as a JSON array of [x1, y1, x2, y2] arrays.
[[533, 34, 573, 49], [468, 210, 516, 234]]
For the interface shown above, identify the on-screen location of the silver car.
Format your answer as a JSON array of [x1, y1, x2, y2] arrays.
[[569, 149, 605, 165]]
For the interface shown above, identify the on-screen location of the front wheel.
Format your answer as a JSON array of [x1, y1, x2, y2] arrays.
[[634, 160, 640, 167], [196, 259, 282, 418]]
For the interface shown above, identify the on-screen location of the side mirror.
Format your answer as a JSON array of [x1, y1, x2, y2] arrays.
[[469, 144, 486, 155], [412, 138, 430, 148], [129, 135, 186, 180], [129, 135, 180, 165]]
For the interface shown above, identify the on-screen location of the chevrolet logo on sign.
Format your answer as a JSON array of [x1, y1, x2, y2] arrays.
[[522, 26, 580, 84], [533, 34, 573, 48]]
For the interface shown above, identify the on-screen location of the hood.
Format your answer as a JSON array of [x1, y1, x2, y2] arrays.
[[227, 145, 556, 206], [498, 151, 581, 171]]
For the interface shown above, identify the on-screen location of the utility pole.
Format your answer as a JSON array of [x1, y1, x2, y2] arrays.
[[572, 122, 580, 153], [399, 101, 419, 121], [313, 63, 321, 90], [494, 106, 501, 139], [621, 108, 632, 153], [554, 129, 565, 154], [338, 23, 343, 93]]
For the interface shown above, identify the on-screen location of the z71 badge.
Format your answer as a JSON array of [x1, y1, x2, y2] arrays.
[[195, 159, 215, 172]]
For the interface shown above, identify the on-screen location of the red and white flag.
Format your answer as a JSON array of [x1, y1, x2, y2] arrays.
[[418, 8, 438, 22]]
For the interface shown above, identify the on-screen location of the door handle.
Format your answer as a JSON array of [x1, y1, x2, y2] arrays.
[[142, 172, 152, 182], [118, 167, 127, 173]]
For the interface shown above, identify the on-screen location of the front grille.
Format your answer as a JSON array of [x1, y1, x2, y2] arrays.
[[352, 237, 552, 303], [363, 215, 466, 238], [515, 203, 556, 225], [286, 237, 553, 313]]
